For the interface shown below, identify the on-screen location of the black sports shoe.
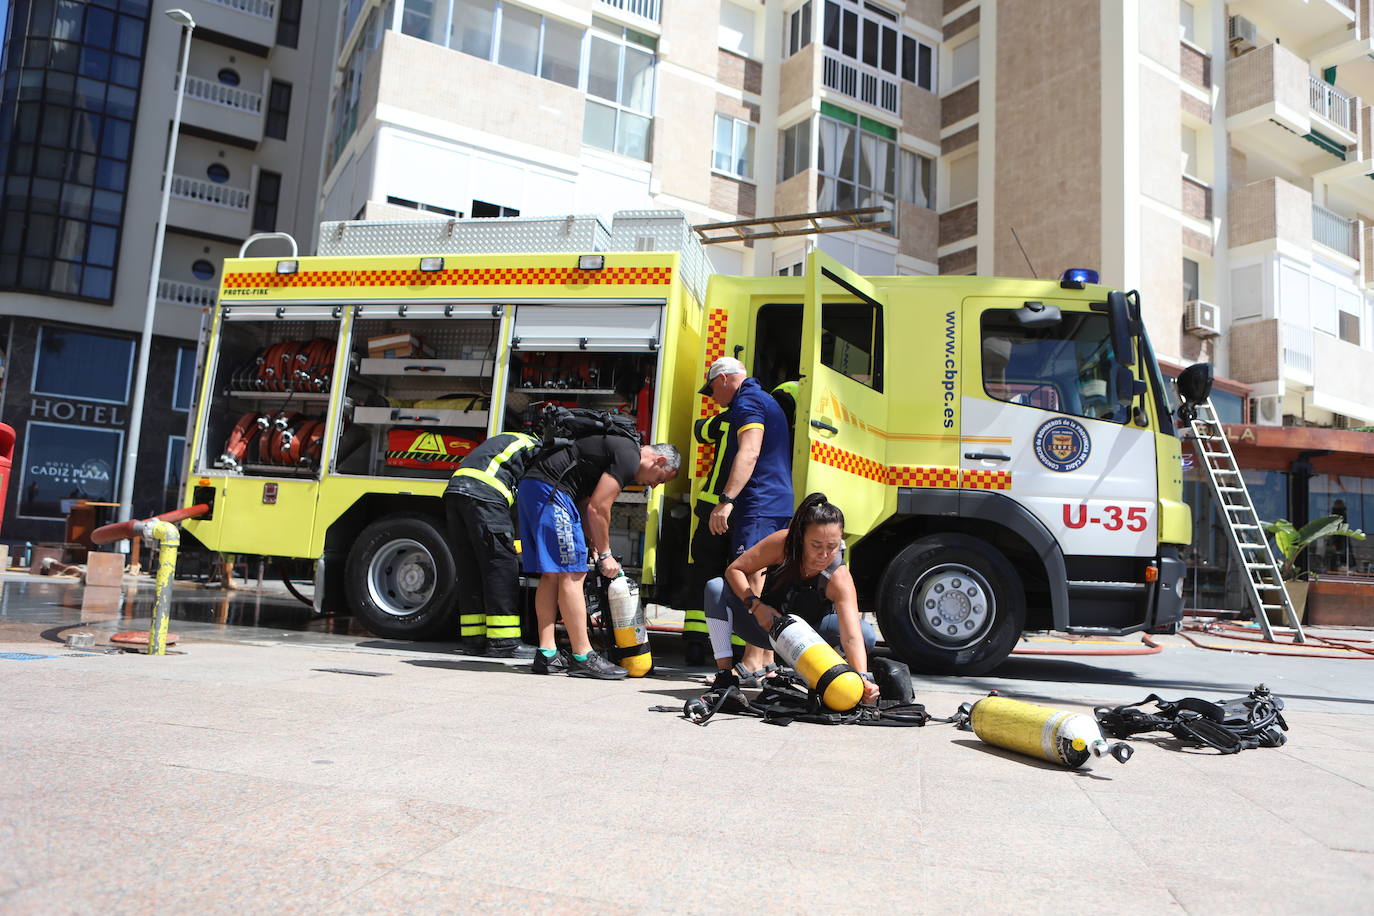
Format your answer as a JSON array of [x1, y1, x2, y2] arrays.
[[567, 650, 627, 680], [532, 649, 569, 675], [486, 638, 537, 660]]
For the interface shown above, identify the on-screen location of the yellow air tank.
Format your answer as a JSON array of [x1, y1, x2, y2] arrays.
[[967, 695, 1133, 768], [769, 614, 864, 712], [608, 574, 652, 677]]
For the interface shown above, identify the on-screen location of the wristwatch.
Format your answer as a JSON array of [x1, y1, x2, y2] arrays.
[[718, 494, 735, 506]]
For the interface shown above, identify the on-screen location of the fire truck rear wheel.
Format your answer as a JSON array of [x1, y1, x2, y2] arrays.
[[876, 533, 1025, 676], [346, 515, 457, 639]]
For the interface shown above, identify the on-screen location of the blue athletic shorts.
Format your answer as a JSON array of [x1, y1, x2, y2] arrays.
[[730, 514, 791, 559], [516, 478, 587, 574]]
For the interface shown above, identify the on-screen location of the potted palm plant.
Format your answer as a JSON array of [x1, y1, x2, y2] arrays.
[[1261, 516, 1367, 622]]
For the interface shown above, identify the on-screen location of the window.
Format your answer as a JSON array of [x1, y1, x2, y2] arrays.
[[981, 310, 1126, 423], [191, 259, 216, 281], [1180, 1, 1196, 44], [949, 35, 978, 88], [779, 119, 812, 181], [17, 421, 123, 519], [33, 326, 134, 404], [330, 7, 385, 166], [583, 19, 657, 161], [217, 68, 241, 86], [899, 149, 933, 209], [947, 152, 977, 207], [719, 1, 755, 56], [1183, 257, 1199, 302], [206, 163, 230, 184], [404, 0, 448, 43], [265, 80, 293, 141], [1340, 309, 1360, 344], [253, 171, 281, 233], [787, 1, 813, 57], [713, 115, 755, 180], [277, 0, 302, 47], [165, 435, 189, 508], [471, 200, 519, 217], [0, 0, 147, 302], [452, 0, 497, 57], [1181, 125, 1197, 178], [822, 300, 883, 390], [448, 1, 584, 88], [823, 1, 931, 87], [817, 105, 896, 233], [173, 347, 197, 411]]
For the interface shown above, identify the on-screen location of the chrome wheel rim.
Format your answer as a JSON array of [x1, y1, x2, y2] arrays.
[[367, 538, 436, 617], [909, 563, 995, 649]]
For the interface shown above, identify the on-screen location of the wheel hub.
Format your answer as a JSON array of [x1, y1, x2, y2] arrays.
[[911, 566, 994, 649], [368, 538, 436, 617]]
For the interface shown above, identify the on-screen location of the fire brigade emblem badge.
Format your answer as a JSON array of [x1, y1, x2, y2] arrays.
[[1033, 417, 1090, 472]]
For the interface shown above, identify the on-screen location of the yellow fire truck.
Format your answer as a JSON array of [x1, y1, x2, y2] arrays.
[[183, 210, 1200, 675]]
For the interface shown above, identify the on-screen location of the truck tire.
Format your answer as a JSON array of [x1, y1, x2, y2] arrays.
[[346, 515, 457, 639], [876, 533, 1025, 676]]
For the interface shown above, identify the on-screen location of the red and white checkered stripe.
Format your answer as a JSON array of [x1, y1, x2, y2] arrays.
[[223, 265, 673, 290]]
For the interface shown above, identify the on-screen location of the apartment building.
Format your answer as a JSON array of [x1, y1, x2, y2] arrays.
[[0, 0, 337, 546], [319, 0, 956, 277], [939, 0, 1374, 603]]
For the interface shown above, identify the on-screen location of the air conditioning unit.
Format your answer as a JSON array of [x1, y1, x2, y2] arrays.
[[1229, 15, 1257, 52], [1184, 299, 1221, 338]]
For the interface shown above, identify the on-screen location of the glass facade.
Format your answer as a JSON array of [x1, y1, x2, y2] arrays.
[[0, 0, 150, 303]]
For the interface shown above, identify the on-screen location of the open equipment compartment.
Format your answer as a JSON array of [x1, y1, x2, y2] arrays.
[[334, 303, 503, 479], [199, 308, 344, 479], [503, 299, 665, 575]]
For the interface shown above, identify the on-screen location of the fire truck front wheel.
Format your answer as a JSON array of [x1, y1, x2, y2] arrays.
[[346, 515, 457, 639], [876, 534, 1025, 676]]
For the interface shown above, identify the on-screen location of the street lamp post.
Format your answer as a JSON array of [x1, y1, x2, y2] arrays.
[[116, 8, 196, 541]]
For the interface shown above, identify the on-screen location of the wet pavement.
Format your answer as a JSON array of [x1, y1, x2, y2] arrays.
[[3, 570, 1373, 716], [3, 570, 1374, 912]]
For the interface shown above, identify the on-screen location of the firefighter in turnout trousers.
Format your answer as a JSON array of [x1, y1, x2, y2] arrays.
[[444, 431, 542, 659]]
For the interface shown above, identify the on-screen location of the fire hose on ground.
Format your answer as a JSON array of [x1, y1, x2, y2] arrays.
[[91, 504, 210, 656]]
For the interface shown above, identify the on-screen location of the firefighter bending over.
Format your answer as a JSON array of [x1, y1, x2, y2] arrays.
[[516, 433, 680, 679], [704, 493, 879, 701], [443, 431, 542, 659]]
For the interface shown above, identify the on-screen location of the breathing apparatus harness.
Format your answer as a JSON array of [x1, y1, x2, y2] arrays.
[[1093, 684, 1288, 754], [661, 659, 938, 728]]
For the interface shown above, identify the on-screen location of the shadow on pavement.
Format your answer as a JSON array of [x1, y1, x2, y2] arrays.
[[949, 739, 1114, 779]]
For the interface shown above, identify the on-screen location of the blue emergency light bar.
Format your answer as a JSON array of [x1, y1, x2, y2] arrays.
[[1059, 267, 1099, 289]]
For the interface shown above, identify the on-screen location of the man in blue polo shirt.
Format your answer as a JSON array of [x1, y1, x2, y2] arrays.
[[699, 356, 795, 680]]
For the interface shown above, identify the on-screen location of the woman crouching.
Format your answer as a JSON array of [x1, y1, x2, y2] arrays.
[[703, 492, 880, 704]]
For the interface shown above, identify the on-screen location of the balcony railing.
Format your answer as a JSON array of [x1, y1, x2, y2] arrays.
[[184, 75, 263, 114], [1313, 203, 1357, 256], [205, 0, 276, 20], [596, 0, 660, 22], [157, 278, 218, 309], [1310, 74, 1355, 132], [1283, 322, 1314, 374], [171, 174, 251, 210], [822, 53, 900, 116]]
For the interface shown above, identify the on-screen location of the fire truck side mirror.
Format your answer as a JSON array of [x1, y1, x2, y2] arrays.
[[1106, 290, 1135, 367]]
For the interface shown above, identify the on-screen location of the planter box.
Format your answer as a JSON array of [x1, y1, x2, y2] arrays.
[[1306, 576, 1374, 627]]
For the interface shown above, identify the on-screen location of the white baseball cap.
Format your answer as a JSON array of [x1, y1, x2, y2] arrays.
[[699, 356, 747, 395]]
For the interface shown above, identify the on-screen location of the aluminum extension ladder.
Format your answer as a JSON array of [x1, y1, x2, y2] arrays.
[[1187, 399, 1306, 643]]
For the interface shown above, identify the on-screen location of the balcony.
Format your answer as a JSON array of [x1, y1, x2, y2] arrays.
[[821, 53, 900, 117], [157, 278, 218, 309], [1230, 318, 1374, 421], [596, 0, 660, 23], [180, 74, 265, 145], [1228, 43, 1359, 170], [1229, 0, 1354, 52], [1313, 202, 1358, 258], [822, 57, 898, 116], [184, 0, 277, 51], [1228, 177, 1313, 253], [167, 174, 251, 239], [1182, 175, 1212, 222], [1180, 40, 1211, 90]]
